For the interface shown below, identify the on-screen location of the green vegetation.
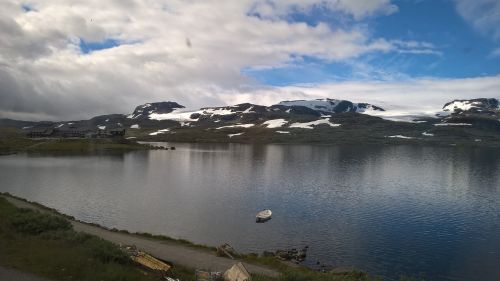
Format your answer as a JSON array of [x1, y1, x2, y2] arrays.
[[132, 231, 218, 252], [243, 253, 383, 281], [0, 128, 39, 155], [0, 196, 162, 281], [166, 264, 197, 281], [9, 208, 72, 235]]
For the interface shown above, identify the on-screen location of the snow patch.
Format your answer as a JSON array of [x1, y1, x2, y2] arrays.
[[422, 132, 434, 137], [242, 106, 254, 113], [387, 135, 414, 139], [279, 98, 382, 114], [289, 119, 340, 129], [149, 129, 171, 136], [228, 132, 244, 138], [97, 125, 106, 130], [203, 108, 235, 116], [130, 124, 140, 129], [434, 123, 472, 126], [443, 101, 481, 113], [262, 119, 287, 128], [362, 110, 431, 123], [149, 108, 200, 122], [216, 124, 255, 129], [276, 131, 290, 134], [149, 107, 238, 122]]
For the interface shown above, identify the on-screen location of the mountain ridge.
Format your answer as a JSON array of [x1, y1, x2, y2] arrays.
[[1, 97, 499, 147]]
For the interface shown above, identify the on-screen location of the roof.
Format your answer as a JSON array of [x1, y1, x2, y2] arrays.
[[223, 262, 251, 281]]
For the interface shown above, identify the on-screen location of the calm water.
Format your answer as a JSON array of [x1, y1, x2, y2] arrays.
[[1, 144, 500, 281]]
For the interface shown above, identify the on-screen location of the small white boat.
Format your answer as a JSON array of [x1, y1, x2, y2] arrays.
[[256, 209, 272, 222]]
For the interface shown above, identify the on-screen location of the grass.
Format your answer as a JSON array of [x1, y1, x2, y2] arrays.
[[0, 196, 162, 281], [132, 232, 218, 252], [0, 128, 39, 155]]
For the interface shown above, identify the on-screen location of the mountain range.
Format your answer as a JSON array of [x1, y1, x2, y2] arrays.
[[1, 98, 499, 146]]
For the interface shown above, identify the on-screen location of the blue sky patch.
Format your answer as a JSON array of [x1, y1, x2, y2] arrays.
[[246, 0, 500, 86], [21, 4, 35, 12], [79, 38, 122, 54]]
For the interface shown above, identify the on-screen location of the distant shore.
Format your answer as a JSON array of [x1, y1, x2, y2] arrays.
[[0, 133, 153, 156], [2, 125, 500, 157]]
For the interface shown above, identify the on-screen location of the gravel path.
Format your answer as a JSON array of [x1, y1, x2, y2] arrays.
[[4, 196, 280, 278]]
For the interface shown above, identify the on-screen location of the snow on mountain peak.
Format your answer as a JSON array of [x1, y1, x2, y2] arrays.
[[276, 98, 384, 114], [440, 98, 499, 116], [127, 102, 185, 119]]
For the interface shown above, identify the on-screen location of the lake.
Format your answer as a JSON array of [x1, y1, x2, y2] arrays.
[[1, 143, 499, 281]]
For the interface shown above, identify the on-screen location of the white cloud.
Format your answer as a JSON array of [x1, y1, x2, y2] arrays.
[[0, 0, 478, 121], [390, 40, 441, 56], [454, 0, 500, 39], [218, 76, 500, 116]]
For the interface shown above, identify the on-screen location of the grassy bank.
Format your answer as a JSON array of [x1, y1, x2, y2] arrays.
[[0, 196, 163, 281]]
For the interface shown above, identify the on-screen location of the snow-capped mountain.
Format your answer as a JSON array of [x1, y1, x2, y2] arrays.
[[7, 97, 498, 146], [277, 98, 385, 114], [127, 102, 185, 120], [439, 98, 499, 116], [127, 99, 385, 124], [146, 103, 267, 122]]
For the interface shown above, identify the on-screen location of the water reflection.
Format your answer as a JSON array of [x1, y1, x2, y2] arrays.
[[0, 144, 499, 281]]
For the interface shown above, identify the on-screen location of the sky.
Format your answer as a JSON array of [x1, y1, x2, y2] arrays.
[[1, 0, 500, 121]]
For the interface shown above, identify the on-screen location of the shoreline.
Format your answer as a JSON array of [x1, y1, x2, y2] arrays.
[[133, 136, 500, 148], [0, 192, 286, 277], [0, 192, 376, 279], [0, 137, 160, 156]]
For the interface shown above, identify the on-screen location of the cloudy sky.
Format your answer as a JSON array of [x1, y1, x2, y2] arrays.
[[1, 0, 500, 120]]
